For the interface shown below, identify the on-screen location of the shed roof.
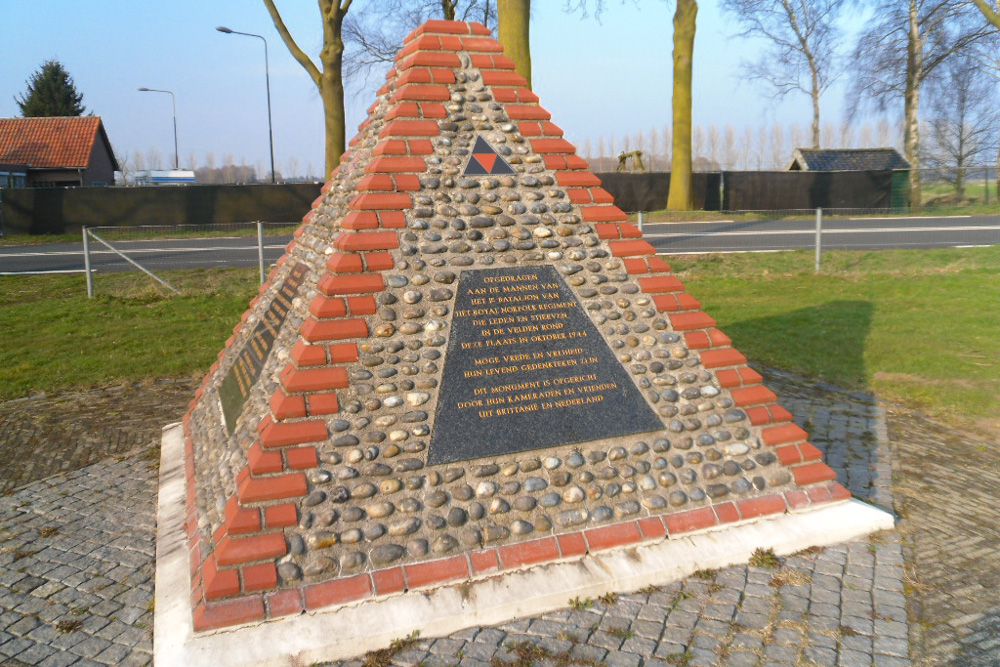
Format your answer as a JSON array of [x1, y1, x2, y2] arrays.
[[788, 148, 910, 171], [0, 116, 116, 170]]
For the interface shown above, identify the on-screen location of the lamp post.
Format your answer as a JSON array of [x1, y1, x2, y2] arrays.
[[137, 87, 179, 169], [216, 26, 276, 184]]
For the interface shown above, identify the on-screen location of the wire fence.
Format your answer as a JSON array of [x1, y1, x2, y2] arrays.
[[68, 206, 1000, 297], [81, 221, 297, 297], [633, 206, 1000, 269]]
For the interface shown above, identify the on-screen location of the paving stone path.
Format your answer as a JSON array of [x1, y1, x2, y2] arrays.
[[887, 408, 1000, 666], [0, 380, 196, 495], [0, 372, 995, 666]]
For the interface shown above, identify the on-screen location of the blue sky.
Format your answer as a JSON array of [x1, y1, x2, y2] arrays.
[[1, 1, 865, 177]]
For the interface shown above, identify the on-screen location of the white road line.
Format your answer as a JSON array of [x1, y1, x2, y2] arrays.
[[0, 269, 87, 275], [642, 220, 735, 225], [0, 245, 286, 258], [661, 242, 998, 253], [848, 215, 972, 220], [642, 225, 998, 238]]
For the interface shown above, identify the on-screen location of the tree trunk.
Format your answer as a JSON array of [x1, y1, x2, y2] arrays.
[[263, 0, 350, 179], [498, 0, 531, 89], [667, 0, 698, 211], [321, 60, 346, 180], [972, 0, 1000, 28], [809, 55, 821, 148], [319, 7, 348, 178], [904, 0, 922, 209]]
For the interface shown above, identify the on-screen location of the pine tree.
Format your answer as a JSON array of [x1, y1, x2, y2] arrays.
[[15, 60, 86, 117]]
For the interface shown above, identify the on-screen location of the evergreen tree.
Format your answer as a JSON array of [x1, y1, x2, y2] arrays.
[[15, 60, 86, 117]]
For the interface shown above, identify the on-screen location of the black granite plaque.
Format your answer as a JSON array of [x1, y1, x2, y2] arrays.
[[218, 262, 308, 434], [428, 266, 663, 465]]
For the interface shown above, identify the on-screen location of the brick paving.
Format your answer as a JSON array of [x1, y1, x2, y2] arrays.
[[0, 380, 196, 495], [887, 408, 1000, 666], [0, 373, 994, 665]]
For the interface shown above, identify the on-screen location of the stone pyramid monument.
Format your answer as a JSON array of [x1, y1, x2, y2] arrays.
[[158, 19, 891, 664]]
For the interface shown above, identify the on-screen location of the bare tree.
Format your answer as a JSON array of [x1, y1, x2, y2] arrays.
[[147, 147, 163, 170], [859, 122, 874, 147], [114, 150, 131, 185], [849, 0, 994, 205], [821, 121, 835, 148], [755, 125, 768, 168], [264, 0, 353, 178], [876, 117, 893, 147], [583, 137, 593, 160], [770, 124, 785, 167], [498, 0, 530, 87], [722, 0, 845, 148], [738, 126, 753, 170], [708, 124, 721, 166], [922, 54, 1000, 196], [722, 125, 737, 169], [788, 122, 804, 151], [667, 0, 698, 210], [649, 126, 660, 170], [343, 1, 496, 83], [692, 125, 705, 162], [660, 125, 672, 170], [973, 0, 1000, 29]]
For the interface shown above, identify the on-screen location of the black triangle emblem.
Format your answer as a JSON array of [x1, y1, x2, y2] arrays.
[[464, 135, 515, 175]]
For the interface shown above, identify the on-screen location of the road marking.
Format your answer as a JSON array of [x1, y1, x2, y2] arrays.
[[642, 225, 998, 238], [848, 215, 972, 220], [0, 269, 87, 275], [0, 245, 287, 258], [661, 242, 998, 253], [641, 220, 735, 225]]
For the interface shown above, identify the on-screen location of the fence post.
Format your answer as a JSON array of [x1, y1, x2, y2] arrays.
[[257, 221, 265, 285], [815, 208, 823, 273], [985, 167, 989, 205], [82, 226, 94, 298], [638, 211, 644, 233]]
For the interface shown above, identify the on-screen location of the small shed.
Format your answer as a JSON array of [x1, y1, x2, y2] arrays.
[[786, 147, 910, 171], [787, 148, 910, 208], [0, 116, 118, 187]]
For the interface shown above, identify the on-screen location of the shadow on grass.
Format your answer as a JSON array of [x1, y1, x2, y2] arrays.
[[720, 300, 874, 390], [720, 300, 892, 511]]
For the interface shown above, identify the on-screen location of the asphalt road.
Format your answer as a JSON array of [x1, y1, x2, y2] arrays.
[[640, 213, 1000, 253], [0, 235, 290, 275], [1, 214, 997, 275]]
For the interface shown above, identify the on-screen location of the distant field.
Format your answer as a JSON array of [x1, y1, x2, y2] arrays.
[[1, 246, 997, 436]]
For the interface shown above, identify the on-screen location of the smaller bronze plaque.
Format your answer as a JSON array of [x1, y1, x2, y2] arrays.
[[218, 262, 308, 434]]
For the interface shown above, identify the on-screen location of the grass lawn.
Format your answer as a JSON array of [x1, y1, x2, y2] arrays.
[[1, 246, 997, 437], [0, 268, 258, 398], [669, 246, 1000, 436]]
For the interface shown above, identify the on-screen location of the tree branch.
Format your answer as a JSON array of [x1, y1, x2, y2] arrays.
[[263, 0, 323, 87]]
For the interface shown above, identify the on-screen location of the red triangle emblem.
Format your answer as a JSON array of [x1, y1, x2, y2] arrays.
[[476, 153, 497, 172]]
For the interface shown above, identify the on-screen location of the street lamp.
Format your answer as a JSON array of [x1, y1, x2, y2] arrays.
[[216, 25, 276, 184], [137, 87, 179, 169]]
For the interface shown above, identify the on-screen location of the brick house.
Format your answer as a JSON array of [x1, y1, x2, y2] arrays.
[[0, 116, 118, 186]]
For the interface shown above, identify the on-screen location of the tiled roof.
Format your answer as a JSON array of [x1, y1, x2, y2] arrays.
[[790, 148, 910, 171], [0, 116, 103, 168]]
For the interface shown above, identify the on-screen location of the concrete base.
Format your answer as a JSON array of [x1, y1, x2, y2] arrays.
[[154, 424, 895, 667]]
